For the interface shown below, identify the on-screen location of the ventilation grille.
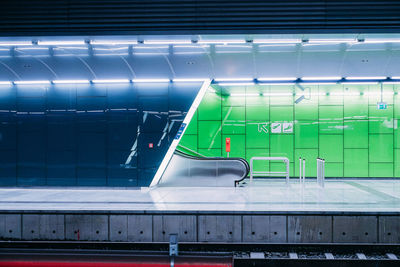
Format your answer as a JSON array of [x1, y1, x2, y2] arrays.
[[1, 0, 400, 35]]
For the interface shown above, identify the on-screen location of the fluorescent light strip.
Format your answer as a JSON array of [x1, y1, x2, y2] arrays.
[[132, 78, 170, 83], [301, 76, 342, 81], [383, 81, 400, 84], [258, 44, 296, 47], [346, 76, 387, 80], [258, 77, 297, 81], [0, 81, 12, 85], [92, 79, 130, 83], [218, 82, 255, 86], [0, 41, 32, 46], [90, 40, 138, 45], [172, 78, 208, 82], [264, 93, 293, 96], [259, 82, 295, 85], [308, 39, 357, 43], [299, 82, 337, 85], [391, 76, 400, 79], [14, 80, 50, 85], [230, 93, 260, 96], [37, 41, 86, 46], [197, 40, 246, 44], [53, 80, 90, 84], [150, 79, 211, 187], [143, 40, 192, 44], [330, 92, 361, 96], [364, 39, 400, 43], [16, 47, 48, 50], [253, 39, 301, 44], [341, 81, 379, 85], [214, 78, 253, 82]]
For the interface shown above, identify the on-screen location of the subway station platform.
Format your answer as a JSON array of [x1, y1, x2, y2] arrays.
[[0, 179, 399, 213], [0, 179, 400, 244]]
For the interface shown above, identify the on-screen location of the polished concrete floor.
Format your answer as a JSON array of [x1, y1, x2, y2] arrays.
[[0, 179, 399, 213]]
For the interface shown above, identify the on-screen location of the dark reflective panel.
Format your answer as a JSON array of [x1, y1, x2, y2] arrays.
[[0, 82, 202, 187]]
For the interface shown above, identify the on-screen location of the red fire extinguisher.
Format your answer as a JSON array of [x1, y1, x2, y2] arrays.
[[225, 137, 231, 157]]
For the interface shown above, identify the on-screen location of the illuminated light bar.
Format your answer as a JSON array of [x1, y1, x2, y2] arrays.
[[330, 92, 361, 96], [38, 41, 86, 46], [258, 77, 297, 81], [0, 41, 32, 46], [301, 76, 342, 81], [218, 82, 255, 86], [390, 76, 400, 79], [253, 39, 301, 44], [363, 91, 395, 95], [345, 76, 387, 80], [364, 39, 400, 43], [132, 78, 170, 83], [90, 40, 138, 45], [92, 79, 130, 83], [341, 81, 379, 85], [14, 80, 50, 85], [264, 93, 294, 96], [16, 47, 48, 50], [53, 80, 90, 84], [308, 39, 357, 44], [197, 40, 246, 44], [172, 78, 208, 82], [259, 82, 296, 85], [0, 81, 12, 85], [230, 93, 260, 96], [214, 78, 253, 82], [299, 82, 337, 85], [143, 40, 192, 44], [383, 81, 400, 84]]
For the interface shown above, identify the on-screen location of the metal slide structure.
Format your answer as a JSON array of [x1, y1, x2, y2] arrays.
[[157, 147, 249, 187]]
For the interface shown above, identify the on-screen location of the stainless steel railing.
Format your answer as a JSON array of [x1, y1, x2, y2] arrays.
[[250, 157, 290, 185]]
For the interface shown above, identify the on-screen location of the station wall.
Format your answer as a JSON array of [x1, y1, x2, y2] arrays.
[[179, 83, 400, 178], [0, 82, 202, 186]]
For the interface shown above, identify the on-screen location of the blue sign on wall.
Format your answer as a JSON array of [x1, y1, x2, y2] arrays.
[[175, 123, 186, 140]]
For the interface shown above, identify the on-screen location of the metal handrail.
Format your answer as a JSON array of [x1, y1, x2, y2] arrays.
[[250, 157, 290, 185]]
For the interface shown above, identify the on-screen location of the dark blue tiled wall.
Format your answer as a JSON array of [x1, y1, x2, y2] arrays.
[[0, 82, 202, 187]]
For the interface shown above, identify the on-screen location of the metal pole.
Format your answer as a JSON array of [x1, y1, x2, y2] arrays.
[[286, 159, 289, 186], [302, 159, 306, 183], [299, 157, 302, 184], [250, 158, 253, 183], [317, 158, 320, 186], [322, 159, 325, 188]]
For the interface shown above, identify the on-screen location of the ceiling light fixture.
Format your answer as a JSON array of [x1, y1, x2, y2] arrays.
[[252, 39, 301, 44], [214, 78, 253, 82], [132, 78, 170, 83], [301, 76, 342, 80], [14, 80, 50, 85], [345, 76, 387, 80], [92, 79, 130, 83], [53, 80, 90, 84], [37, 41, 86, 46], [258, 77, 297, 81]]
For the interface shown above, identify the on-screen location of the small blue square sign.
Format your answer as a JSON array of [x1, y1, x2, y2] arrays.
[[377, 102, 387, 110]]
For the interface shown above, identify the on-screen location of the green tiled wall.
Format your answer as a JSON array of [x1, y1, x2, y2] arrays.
[[179, 84, 400, 178]]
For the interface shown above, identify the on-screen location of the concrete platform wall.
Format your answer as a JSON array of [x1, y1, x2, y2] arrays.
[[0, 213, 399, 244]]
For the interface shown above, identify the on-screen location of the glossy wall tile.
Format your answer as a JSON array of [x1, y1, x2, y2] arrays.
[[180, 83, 400, 178], [0, 82, 203, 186]]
